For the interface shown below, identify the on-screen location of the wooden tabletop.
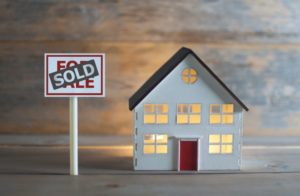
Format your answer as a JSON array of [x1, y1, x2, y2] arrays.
[[0, 144, 300, 195]]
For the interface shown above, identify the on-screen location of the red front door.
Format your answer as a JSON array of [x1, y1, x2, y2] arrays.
[[180, 140, 198, 171]]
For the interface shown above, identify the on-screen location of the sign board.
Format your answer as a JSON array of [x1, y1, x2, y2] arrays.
[[45, 53, 105, 97]]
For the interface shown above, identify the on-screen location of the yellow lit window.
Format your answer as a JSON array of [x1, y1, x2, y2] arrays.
[[182, 68, 198, 84], [144, 115, 155, 124], [209, 145, 220, 154], [222, 114, 233, 124], [221, 144, 232, 154], [222, 134, 233, 143], [177, 104, 188, 124], [210, 104, 221, 124], [191, 104, 201, 113], [208, 134, 233, 154], [144, 104, 168, 124], [177, 114, 189, 124], [156, 145, 168, 154], [209, 134, 220, 143], [177, 104, 201, 124], [143, 145, 155, 154], [210, 104, 221, 113], [189, 115, 201, 124], [178, 104, 188, 113], [222, 104, 234, 124], [143, 134, 155, 154], [144, 104, 155, 113], [157, 114, 168, 124], [144, 134, 155, 144], [143, 134, 168, 154], [210, 114, 221, 124], [222, 104, 233, 113], [210, 104, 234, 124], [221, 134, 233, 154], [156, 134, 168, 143]]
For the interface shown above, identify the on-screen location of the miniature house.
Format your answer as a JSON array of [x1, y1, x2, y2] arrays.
[[129, 47, 248, 171]]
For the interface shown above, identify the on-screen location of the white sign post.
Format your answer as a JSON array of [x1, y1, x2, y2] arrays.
[[70, 97, 78, 175], [44, 53, 105, 175]]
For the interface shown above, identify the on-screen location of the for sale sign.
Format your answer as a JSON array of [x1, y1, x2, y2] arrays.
[[45, 54, 105, 97]]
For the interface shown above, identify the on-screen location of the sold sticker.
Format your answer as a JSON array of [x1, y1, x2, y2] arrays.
[[44, 54, 105, 97]]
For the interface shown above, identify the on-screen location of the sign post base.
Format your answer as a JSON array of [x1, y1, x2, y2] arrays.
[[70, 97, 78, 175]]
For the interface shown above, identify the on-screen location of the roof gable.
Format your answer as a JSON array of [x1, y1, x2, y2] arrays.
[[129, 47, 249, 111]]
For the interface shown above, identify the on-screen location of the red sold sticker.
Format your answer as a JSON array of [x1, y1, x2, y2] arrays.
[[44, 53, 105, 97]]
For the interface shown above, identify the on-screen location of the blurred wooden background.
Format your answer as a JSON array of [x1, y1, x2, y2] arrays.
[[0, 0, 299, 136]]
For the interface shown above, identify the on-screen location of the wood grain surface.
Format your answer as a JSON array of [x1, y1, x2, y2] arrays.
[[1, 0, 300, 43], [0, 0, 299, 136]]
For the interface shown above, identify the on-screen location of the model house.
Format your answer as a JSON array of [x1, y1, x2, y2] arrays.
[[129, 47, 249, 171]]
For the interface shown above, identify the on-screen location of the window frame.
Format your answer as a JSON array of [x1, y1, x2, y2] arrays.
[[182, 68, 198, 84], [143, 134, 168, 155], [209, 104, 234, 125], [208, 134, 234, 155], [176, 103, 201, 124], [143, 104, 169, 124]]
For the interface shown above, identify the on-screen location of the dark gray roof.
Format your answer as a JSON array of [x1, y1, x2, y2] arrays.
[[129, 47, 249, 111]]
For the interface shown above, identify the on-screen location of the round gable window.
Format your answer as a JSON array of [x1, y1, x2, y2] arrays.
[[182, 68, 198, 84]]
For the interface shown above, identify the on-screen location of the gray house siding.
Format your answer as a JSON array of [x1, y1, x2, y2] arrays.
[[133, 54, 243, 171]]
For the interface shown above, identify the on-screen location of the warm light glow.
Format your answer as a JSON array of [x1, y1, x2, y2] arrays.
[[210, 104, 220, 113], [222, 134, 233, 143], [79, 145, 133, 157], [209, 134, 233, 154], [144, 134, 155, 154], [210, 104, 221, 124], [144, 114, 155, 124], [222, 144, 233, 154], [182, 75, 189, 83], [157, 104, 168, 113], [144, 145, 155, 154], [191, 104, 201, 113], [222, 104, 234, 113], [177, 104, 201, 124], [143, 134, 168, 154], [144, 104, 168, 124], [156, 145, 168, 154], [156, 134, 168, 143], [177, 114, 188, 124], [177, 104, 188, 113], [190, 115, 201, 124], [144, 104, 155, 113], [156, 114, 168, 124], [210, 104, 234, 124], [144, 104, 156, 124], [144, 134, 155, 144], [190, 104, 201, 124], [209, 134, 220, 143], [182, 68, 198, 84], [210, 114, 221, 124], [209, 145, 220, 154], [79, 145, 132, 150], [182, 68, 190, 75], [222, 114, 234, 124]]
